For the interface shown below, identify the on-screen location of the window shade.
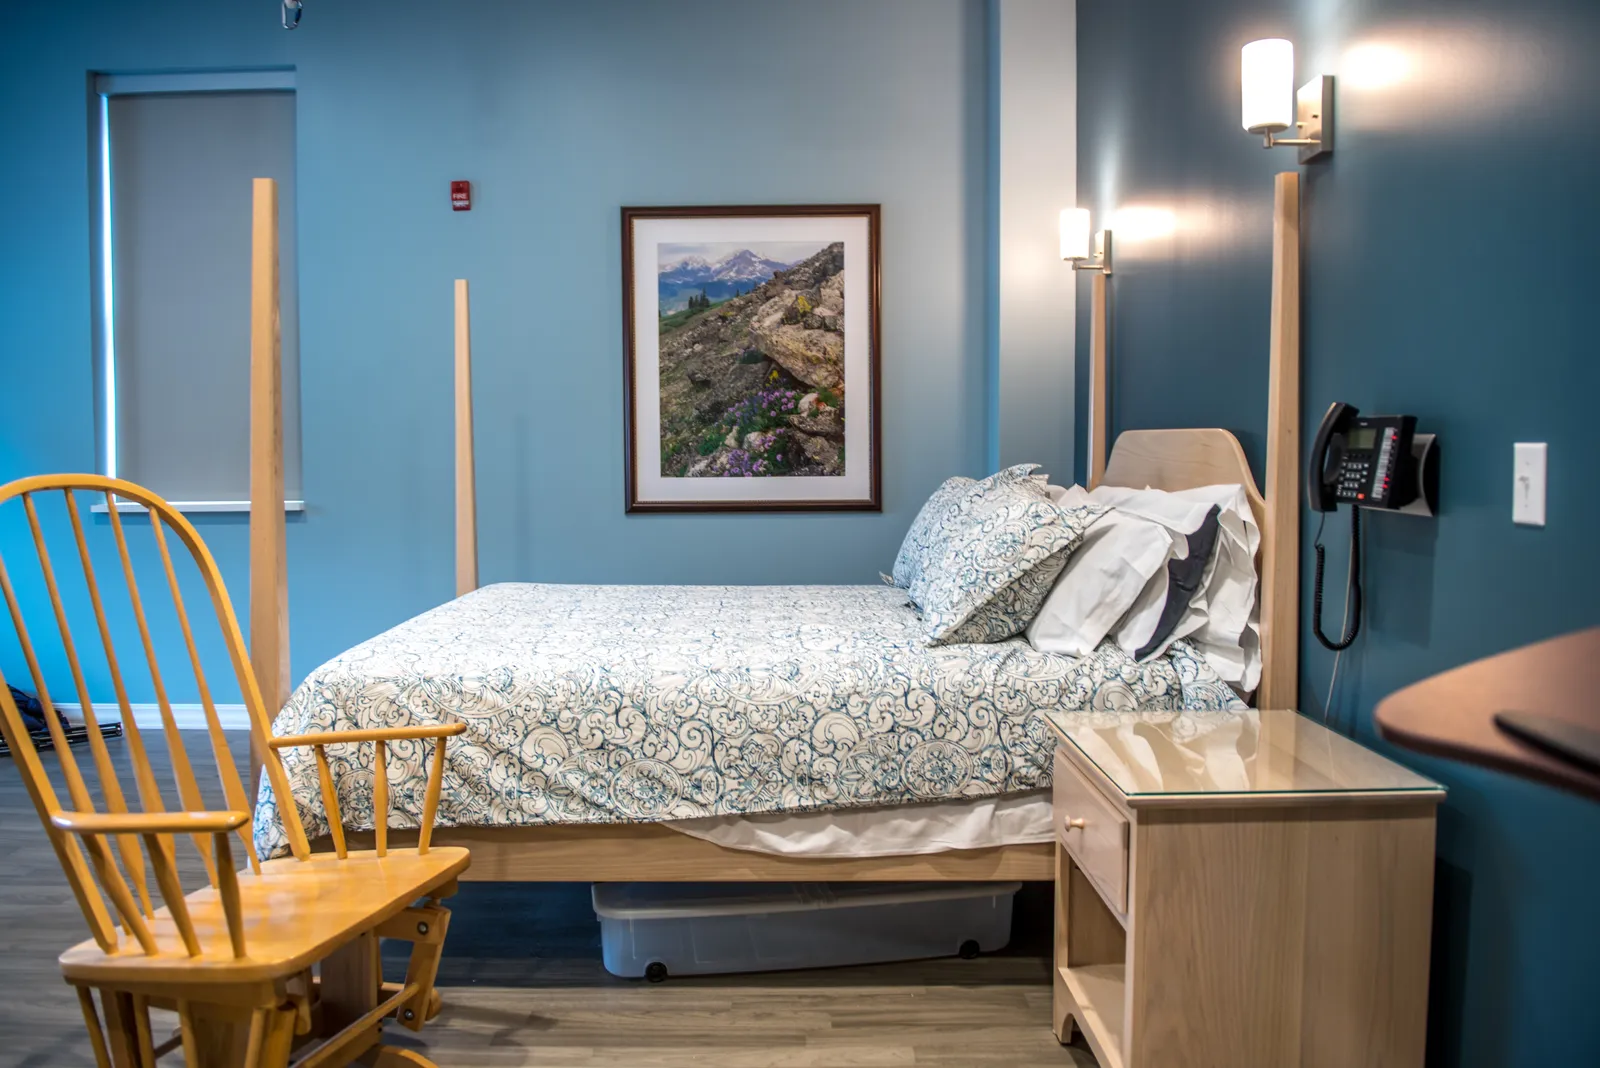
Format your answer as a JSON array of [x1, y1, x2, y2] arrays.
[[109, 90, 301, 502]]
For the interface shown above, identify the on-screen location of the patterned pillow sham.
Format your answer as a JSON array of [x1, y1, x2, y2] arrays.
[[918, 476, 1108, 646], [891, 476, 975, 591], [891, 463, 1044, 598]]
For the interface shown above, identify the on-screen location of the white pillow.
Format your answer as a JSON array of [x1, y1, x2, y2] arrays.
[[1026, 486, 1175, 657], [1089, 483, 1262, 690]]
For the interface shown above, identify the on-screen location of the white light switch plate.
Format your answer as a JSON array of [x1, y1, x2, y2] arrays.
[[1513, 443, 1546, 526]]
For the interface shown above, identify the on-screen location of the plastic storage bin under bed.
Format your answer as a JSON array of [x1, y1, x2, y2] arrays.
[[592, 881, 1020, 980]]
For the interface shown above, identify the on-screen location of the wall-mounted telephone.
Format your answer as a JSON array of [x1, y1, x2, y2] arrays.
[[1306, 402, 1438, 652], [1308, 402, 1419, 513]]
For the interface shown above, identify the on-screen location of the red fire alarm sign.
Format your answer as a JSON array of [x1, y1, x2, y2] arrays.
[[451, 181, 472, 211]]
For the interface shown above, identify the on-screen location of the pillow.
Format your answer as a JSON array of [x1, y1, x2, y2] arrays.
[[890, 475, 974, 591], [917, 476, 1108, 645], [1025, 486, 1175, 657], [892, 464, 1044, 605], [1134, 504, 1222, 659], [1096, 484, 1261, 689]]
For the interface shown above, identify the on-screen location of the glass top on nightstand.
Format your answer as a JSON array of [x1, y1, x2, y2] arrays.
[[1038, 709, 1444, 800]]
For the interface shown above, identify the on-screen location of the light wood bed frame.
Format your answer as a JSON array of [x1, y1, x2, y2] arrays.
[[247, 174, 1303, 882]]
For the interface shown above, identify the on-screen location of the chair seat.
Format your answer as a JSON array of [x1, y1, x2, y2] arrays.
[[59, 847, 470, 986]]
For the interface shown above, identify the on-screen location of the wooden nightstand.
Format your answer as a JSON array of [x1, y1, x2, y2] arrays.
[[1040, 709, 1445, 1068]]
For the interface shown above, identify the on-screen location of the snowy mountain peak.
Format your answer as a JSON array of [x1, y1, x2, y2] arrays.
[[709, 249, 793, 282], [657, 248, 798, 301], [662, 254, 712, 272]]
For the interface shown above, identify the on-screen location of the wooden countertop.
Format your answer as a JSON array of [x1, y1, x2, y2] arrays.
[[1375, 626, 1600, 803]]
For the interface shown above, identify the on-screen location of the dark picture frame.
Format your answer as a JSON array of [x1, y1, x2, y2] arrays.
[[622, 204, 881, 513]]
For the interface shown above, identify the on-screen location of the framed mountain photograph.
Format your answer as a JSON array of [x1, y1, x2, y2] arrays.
[[622, 205, 881, 512]]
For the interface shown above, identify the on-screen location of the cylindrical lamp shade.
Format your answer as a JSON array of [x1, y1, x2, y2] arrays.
[[1241, 38, 1295, 134], [1060, 207, 1091, 261]]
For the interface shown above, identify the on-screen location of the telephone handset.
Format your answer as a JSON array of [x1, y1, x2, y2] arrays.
[[1306, 402, 1420, 652]]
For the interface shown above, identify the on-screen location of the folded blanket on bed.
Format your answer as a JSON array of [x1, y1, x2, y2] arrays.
[[252, 583, 1245, 858]]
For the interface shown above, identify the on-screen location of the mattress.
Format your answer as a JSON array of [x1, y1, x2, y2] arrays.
[[252, 583, 1245, 859]]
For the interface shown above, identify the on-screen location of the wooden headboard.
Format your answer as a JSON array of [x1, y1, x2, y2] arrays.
[[1101, 428, 1266, 530], [1091, 172, 1302, 709]]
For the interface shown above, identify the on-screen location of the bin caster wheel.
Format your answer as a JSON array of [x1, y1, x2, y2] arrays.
[[958, 940, 981, 960], [644, 961, 669, 983]]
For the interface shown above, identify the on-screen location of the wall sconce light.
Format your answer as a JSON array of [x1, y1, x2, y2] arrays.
[[1241, 38, 1333, 162], [1061, 208, 1112, 275]]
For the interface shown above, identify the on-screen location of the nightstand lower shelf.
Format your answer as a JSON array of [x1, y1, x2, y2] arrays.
[[1056, 963, 1126, 1068]]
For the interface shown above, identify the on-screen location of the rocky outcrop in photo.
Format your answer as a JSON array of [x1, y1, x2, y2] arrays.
[[657, 242, 846, 478]]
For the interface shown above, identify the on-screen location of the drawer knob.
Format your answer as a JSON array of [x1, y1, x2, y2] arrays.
[[1063, 816, 1087, 831]]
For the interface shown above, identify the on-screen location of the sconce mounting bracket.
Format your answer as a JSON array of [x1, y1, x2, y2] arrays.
[[1071, 229, 1113, 277], [1296, 75, 1333, 163]]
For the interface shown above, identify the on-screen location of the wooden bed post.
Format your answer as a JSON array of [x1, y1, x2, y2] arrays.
[[1258, 171, 1301, 710], [454, 279, 478, 598], [1086, 268, 1109, 489], [249, 177, 290, 791]]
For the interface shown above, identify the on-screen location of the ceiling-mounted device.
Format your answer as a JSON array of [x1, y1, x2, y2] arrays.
[[1241, 39, 1333, 163], [283, 0, 303, 29]]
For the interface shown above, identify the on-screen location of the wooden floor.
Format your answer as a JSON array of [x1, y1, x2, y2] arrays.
[[0, 730, 1096, 1066]]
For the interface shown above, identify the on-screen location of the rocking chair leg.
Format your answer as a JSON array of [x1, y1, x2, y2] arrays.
[[101, 991, 144, 1068], [398, 904, 450, 1032], [130, 995, 157, 1067], [372, 901, 453, 1032], [76, 987, 113, 1068], [242, 1007, 270, 1068], [256, 1004, 301, 1068]]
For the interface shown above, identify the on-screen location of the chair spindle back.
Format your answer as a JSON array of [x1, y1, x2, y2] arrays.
[[0, 475, 312, 961]]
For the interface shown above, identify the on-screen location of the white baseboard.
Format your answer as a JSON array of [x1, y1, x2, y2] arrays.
[[59, 703, 252, 732]]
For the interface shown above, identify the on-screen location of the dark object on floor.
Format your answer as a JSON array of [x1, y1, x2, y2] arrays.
[[10, 684, 52, 733], [0, 685, 122, 758]]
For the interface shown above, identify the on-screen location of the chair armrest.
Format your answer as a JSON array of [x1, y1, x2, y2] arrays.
[[267, 723, 467, 750], [270, 723, 465, 858], [52, 810, 251, 835]]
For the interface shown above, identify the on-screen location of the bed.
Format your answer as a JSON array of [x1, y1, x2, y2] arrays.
[[251, 582, 1244, 861], [242, 177, 1304, 882]]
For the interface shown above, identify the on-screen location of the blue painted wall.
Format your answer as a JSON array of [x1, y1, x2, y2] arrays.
[[0, 0, 989, 702], [1075, 1, 1600, 1064]]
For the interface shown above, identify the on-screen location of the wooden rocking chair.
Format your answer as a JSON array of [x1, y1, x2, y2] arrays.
[[0, 475, 469, 1067]]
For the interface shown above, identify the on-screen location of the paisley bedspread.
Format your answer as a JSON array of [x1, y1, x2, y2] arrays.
[[253, 583, 1244, 858]]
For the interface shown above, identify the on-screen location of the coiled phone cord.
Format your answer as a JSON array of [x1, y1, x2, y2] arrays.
[[1312, 506, 1363, 651]]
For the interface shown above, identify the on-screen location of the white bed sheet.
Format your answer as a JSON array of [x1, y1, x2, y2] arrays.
[[664, 790, 1054, 857]]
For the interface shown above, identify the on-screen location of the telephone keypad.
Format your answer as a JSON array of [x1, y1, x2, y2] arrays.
[[1336, 456, 1373, 502]]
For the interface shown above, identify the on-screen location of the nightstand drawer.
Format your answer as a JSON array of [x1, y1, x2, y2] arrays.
[[1053, 747, 1129, 913]]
